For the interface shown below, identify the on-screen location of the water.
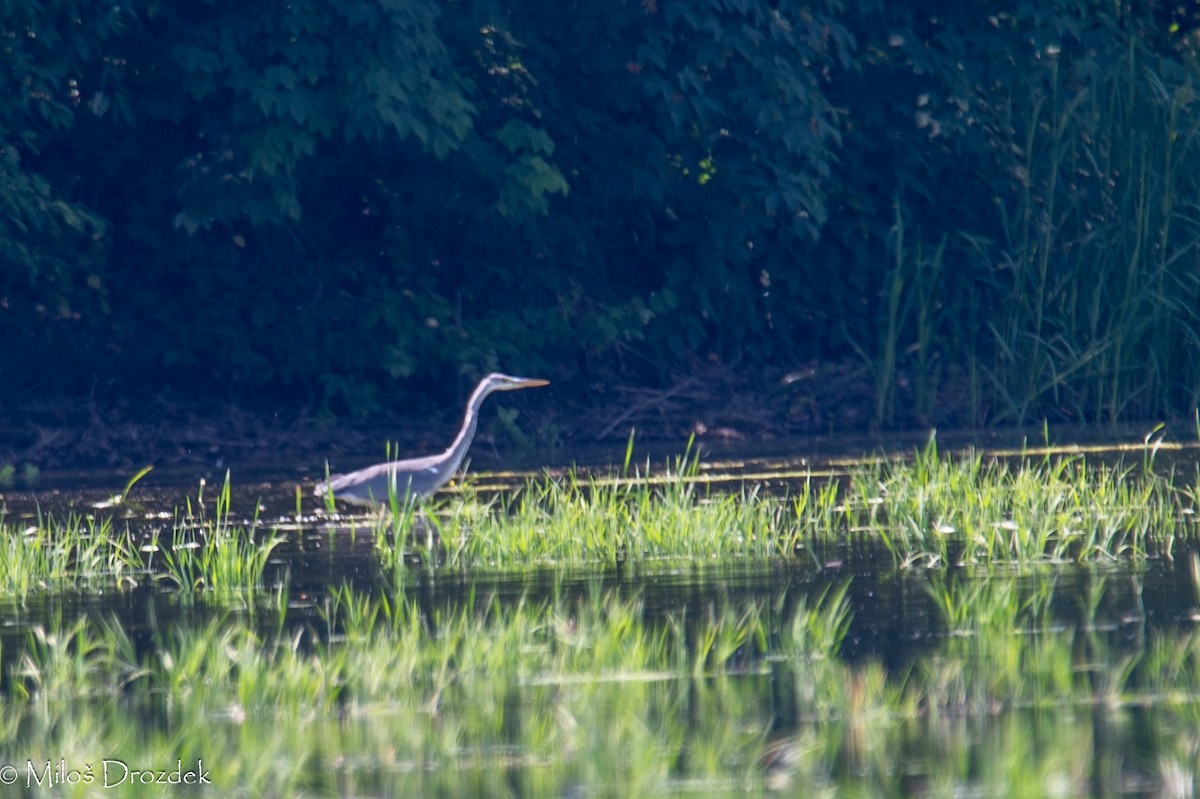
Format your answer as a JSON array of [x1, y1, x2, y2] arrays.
[[4, 453, 1192, 660], [2, 432, 1200, 795]]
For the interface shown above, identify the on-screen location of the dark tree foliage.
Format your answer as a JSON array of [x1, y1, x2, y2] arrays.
[[1, 1, 116, 376], [474, 1, 851, 370], [3, 0, 1199, 425]]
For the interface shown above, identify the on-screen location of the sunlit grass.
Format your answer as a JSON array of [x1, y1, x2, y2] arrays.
[[363, 437, 1198, 571], [0, 475, 285, 611], [848, 437, 1192, 567], [146, 476, 286, 611], [2, 443, 1200, 795], [451, 472, 811, 566], [3, 440, 1196, 599], [0, 569, 1198, 796], [153, 527, 283, 609], [0, 582, 852, 796], [0, 514, 142, 599]]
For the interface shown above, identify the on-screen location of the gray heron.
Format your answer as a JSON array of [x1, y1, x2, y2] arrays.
[[314, 372, 549, 507]]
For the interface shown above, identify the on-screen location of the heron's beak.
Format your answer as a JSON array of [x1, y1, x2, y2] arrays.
[[518, 378, 550, 388]]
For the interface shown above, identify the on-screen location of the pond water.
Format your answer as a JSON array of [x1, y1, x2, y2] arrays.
[[1, 430, 1199, 796]]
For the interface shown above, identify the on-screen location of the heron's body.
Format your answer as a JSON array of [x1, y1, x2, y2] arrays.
[[314, 373, 548, 507]]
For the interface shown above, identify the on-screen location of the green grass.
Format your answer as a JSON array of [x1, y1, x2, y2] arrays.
[[0, 582, 850, 796], [0, 514, 142, 599], [1, 443, 1199, 794], [0, 566, 1198, 796], [0, 441, 1195, 603], [844, 436, 1191, 566], [448, 473, 811, 566], [143, 478, 285, 614], [0, 475, 285, 609], [368, 437, 1196, 571]]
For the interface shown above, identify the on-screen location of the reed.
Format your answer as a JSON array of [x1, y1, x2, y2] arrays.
[[0, 514, 140, 598], [0, 440, 1196, 606], [0, 440, 1198, 795], [389, 437, 1196, 572], [3, 566, 1197, 797], [979, 47, 1200, 424], [155, 521, 283, 606], [845, 436, 1188, 567]]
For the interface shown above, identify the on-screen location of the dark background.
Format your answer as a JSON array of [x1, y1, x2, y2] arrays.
[[4, 0, 1200, 469]]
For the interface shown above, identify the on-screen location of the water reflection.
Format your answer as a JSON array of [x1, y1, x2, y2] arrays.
[[0, 432, 1199, 795], [0, 435, 1198, 658]]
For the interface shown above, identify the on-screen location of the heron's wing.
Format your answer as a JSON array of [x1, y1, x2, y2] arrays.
[[317, 452, 451, 503]]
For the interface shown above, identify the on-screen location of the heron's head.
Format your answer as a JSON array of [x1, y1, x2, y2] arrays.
[[483, 373, 551, 392]]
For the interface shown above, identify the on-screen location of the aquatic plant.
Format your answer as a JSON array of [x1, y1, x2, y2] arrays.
[[359, 435, 1198, 573], [844, 437, 1190, 567], [1, 567, 1196, 797], [2, 436, 1200, 796], [436, 458, 817, 568], [0, 513, 140, 599]]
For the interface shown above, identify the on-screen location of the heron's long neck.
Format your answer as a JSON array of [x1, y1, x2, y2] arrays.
[[440, 381, 495, 475]]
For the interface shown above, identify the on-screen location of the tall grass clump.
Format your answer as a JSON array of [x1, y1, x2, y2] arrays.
[[846, 437, 1190, 566], [358, 435, 1197, 574], [854, 17, 1200, 429], [3, 568, 1200, 797], [0, 581, 853, 796], [450, 465, 812, 568], [977, 41, 1200, 424], [153, 476, 285, 607], [0, 514, 141, 598], [855, 201, 949, 428]]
